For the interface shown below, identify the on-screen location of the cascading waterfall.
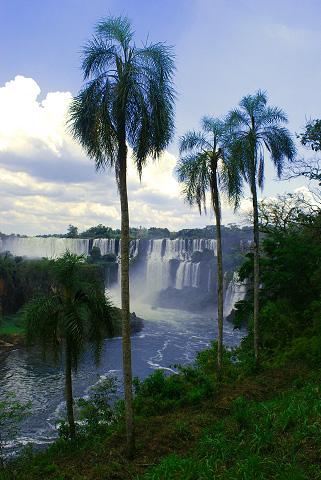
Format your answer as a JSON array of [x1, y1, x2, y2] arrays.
[[92, 238, 117, 256], [117, 239, 140, 284], [0, 236, 91, 258], [145, 239, 169, 291], [0, 236, 217, 291], [145, 238, 216, 291], [175, 262, 200, 289], [223, 272, 247, 317]]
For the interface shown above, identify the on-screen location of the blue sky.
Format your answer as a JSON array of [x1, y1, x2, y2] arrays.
[[1, 0, 321, 234]]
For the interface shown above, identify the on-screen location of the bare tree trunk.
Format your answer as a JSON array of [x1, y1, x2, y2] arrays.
[[118, 141, 135, 458], [211, 173, 224, 378], [251, 178, 260, 364], [65, 339, 76, 439]]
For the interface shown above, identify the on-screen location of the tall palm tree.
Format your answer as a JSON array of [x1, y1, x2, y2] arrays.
[[226, 91, 296, 363], [68, 16, 175, 455], [23, 252, 114, 439], [177, 117, 241, 376]]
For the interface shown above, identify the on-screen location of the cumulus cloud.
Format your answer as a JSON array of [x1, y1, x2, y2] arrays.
[[0, 75, 218, 235], [1, 75, 310, 236]]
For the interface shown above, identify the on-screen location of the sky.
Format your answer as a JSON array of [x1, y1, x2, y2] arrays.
[[1, 0, 321, 235]]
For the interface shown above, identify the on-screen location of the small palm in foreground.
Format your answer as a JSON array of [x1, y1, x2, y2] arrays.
[[23, 252, 114, 438], [226, 91, 296, 363], [177, 117, 241, 375]]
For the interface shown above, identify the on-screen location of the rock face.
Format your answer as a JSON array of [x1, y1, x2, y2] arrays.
[[111, 310, 144, 336]]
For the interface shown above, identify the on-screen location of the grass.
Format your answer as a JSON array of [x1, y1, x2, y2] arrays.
[[0, 314, 25, 338], [2, 356, 320, 480], [141, 372, 321, 480]]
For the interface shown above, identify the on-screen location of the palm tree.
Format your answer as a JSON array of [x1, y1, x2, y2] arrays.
[[226, 91, 296, 363], [68, 16, 175, 455], [177, 117, 241, 376], [23, 252, 114, 439]]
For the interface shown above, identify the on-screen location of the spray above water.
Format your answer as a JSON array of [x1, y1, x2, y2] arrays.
[[0, 236, 245, 314]]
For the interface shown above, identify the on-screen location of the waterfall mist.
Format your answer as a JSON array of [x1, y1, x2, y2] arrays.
[[0, 236, 246, 315]]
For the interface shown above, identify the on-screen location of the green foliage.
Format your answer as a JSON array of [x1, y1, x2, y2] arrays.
[[76, 376, 118, 434], [0, 393, 30, 467], [65, 225, 78, 238], [133, 364, 214, 416], [88, 245, 101, 262], [147, 227, 170, 239], [133, 343, 240, 417], [233, 195, 321, 368], [298, 118, 321, 152], [80, 224, 116, 239], [226, 90, 296, 190], [177, 116, 241, 212], [69, 15, 175, 180], [23, 252, 114, 365], [0, 253, 52, 316], [141, 380, 321, 479], [0, 314, 25, 336]]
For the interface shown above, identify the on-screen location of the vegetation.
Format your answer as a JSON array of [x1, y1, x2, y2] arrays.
[[234, 193, 321, 369], [0, 253, 104, 317], [1, 193, 320, 478], [69, 15, 175, 456], [3, 344, 320, 478], [2, 11, 321, 480], [0, 394, 30, 469], [298, 118, 321, 152], [177, 117, 241, 375], [226, 90, 296, 363], [22, 252, 114, 439]]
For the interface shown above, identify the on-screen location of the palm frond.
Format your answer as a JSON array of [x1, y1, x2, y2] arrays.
[[23, 294, 62, 359], [179, 131, 208, 154], [82, 37, 117, 79], [262, 125, 296, 177], [176, 153, 209, 213], [226, 90, 296, 192], [96, 16, 133, 51], [68, 79, 118, 170], [69, 17, 175, 182], [202, 116, 225, 137], [225, 109, 250, 129], [257, 106, 288, 127]]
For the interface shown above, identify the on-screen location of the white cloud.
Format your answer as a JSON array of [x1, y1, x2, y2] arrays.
[[0, 75, 215, 234], [3, 75, 301, 235], [0, 76, 80, 158]]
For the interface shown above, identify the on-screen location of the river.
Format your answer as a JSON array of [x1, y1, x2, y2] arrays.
[[0, 302, 245, 452]]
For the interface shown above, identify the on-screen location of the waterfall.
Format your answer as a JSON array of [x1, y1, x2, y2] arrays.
[[117, 239, 140, 284], [92, 238, 117, 256], [175, 261, 200, 289], [0, 236, 216, 291], [224, 272, 246, 317], [144, 238, 215, 291], [0, 236, 91, 259], [145, 239, 170, 291]]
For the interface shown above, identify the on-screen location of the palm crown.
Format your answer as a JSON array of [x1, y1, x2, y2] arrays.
[[177, 116, 240, 213], [69, 16, 175, 180], [225, 90, 296, 190], [24, 252, 114, 366]]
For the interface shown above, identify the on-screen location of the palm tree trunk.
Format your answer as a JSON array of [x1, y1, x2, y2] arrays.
[[118, 140, 135, 458], [65, 339, 76, 439], [211, 174, 224, 377], [251, 178, 260, 364]]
